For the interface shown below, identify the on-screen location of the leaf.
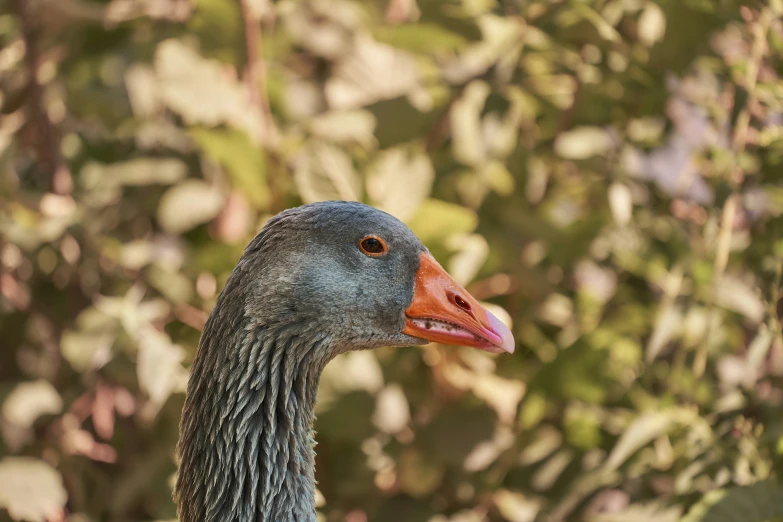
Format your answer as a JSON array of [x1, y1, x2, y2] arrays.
[[446, 233, 489, 286], [320, 351, 384, 399], [146, 265, 194, 303], [608, 183, 633, 226], [574, 261, 618, 304], [604, 408, 698, 472], [681, 480, 783, 522], [82, 158, 188, 186], [367, 146, 434, 222], [136, 328, 188, 411], [638, 3, 667, 47], [714, 275, 765, 323], [373, 384, 410, 434], [307, 110, 377, 148], [554, 127, 615, 160], [155, 39, 261, 135], [451, 80, 490, 166], [407, 199, 478, 244], [532, 448, 574, 490], [2, 380, 62, 429], [293, 143, 361, 203], [494, 490, 543, 522], [61, 330, 114, 373], [125, 64, 162, 118], [372, 23, 468, 54], [157, 179, 226, 233], [441, 15, 522, 84], [589, 501, 681, 522], [189, 128, 269, 208], [282, 0, 361, 59], [368, 97, 443, 149], [0, 458, 67, 522], [325, 34, 421, 110], [573, 5, 621, 42]]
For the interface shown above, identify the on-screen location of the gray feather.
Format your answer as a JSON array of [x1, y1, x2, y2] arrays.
[[175, 202, 427, 522]]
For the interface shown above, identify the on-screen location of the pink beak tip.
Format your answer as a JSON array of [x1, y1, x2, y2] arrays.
[[487, 310, 516, 354]]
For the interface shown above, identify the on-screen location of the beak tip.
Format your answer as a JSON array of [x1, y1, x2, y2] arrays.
[[487, 310, 515, 354]]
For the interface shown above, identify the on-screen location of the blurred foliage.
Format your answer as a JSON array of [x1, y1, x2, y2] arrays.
[[2, 0, 783, 521]]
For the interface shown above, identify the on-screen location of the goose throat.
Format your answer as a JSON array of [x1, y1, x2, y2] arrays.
[[176, 314, 334, 522]]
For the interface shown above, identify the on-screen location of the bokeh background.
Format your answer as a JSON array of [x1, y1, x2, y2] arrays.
[[2, 0, 783, 520]]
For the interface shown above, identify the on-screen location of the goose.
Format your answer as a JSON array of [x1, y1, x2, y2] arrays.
[[175, 201, 514, 522]]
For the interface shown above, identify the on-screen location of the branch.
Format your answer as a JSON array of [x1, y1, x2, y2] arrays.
[[14, 0, 73, 194], [238, 0, 276, 145]]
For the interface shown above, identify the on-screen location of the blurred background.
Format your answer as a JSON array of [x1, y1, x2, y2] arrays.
[[2, 0, 783, 520]]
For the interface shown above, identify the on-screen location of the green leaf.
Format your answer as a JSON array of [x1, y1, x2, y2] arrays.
[[372, 23, 468, 54], [61, 330, 115, 373], [681, 480, 783, 522], [368, 97, 443, 149], [407, 198, 478, 244], [190, 127, 269, 208]]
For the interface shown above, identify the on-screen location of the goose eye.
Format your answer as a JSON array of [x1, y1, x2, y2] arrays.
[[359, 236, 388, 256]]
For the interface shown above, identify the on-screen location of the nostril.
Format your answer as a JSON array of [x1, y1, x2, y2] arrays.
[[454, 294, 471, 312]]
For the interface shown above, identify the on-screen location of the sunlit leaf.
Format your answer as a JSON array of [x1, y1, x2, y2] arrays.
[[294, 142, 361, 203], [81, 158, 187, 186], [451, 80, 489, 166], [604, 409, 699, 472], [2, 380, 62, 429], [372, 384, 410, 434], [638, 3, 667, 47], [325, 34, 421, 110], [136, 328, 188, 411], [307, 110, 377, 148], [554, 126, 615, 160], [157, 179, 226, 233], [366, 146, 434, 222], [407, 199, 478, 243], [61, 330, 114, 373], [494, 490, 543, 522], [446, 233, 489, 285], [0, 458, 67, 522], [155, 39, 261, 135]]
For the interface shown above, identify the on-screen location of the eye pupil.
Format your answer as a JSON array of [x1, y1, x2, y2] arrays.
[[360, 237, 386, 255]]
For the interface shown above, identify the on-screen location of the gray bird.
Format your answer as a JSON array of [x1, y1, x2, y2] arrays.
[[175, 201, 514, 522]]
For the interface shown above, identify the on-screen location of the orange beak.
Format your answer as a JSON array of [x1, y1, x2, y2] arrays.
[[403, 252, 515, 354]]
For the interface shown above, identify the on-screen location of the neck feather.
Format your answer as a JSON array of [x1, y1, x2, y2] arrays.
[[176, 295, 334, 522]]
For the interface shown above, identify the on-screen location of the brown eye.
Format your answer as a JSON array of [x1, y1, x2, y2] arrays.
[[359, 236, 388, 257]]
